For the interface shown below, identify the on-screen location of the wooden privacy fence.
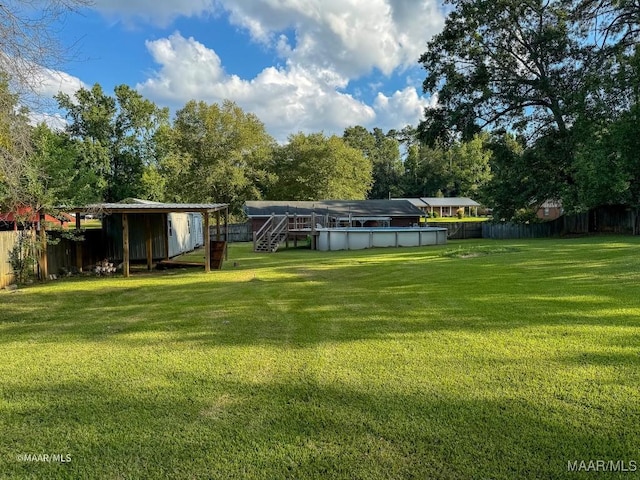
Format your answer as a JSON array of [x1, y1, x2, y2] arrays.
[[0, 231, 18, 288], [211, 222, 252, 243], [483, 213, 589, 239], [46, 230, 105, 275], [483, 221, 557, 239], [483, 207, 637, 239], [440, 222, 483, 240]]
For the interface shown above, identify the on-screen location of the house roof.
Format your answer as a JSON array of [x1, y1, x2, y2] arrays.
[[0, 207, 73, 224], [244, 200, 423, 217], [540, 199, 562, 208], [420, 197, 481, 207], [70, 199, 228, 215], [391, 198, 429, 208]]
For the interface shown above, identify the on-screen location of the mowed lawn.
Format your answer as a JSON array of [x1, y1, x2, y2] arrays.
[[1, 236, 639, 479]]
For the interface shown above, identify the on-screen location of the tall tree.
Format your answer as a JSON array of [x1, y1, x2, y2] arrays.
[[343, 126, 403, 198], [400, 133, 492, 199], [419, 0, 583, 144], [0, 75, 38, 214], [446, 132, 493, 197], [56, 84, 169, 202], [269, 132, 372, 201], [401, 142, 450, 198], [161, 100, 276, 214], [30, 124, 104, 206]]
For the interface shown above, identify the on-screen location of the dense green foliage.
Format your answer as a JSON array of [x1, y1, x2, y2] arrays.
[[160, 100, 275, 213], [0, 75, 37, 214], [419, 0, 640, 220], [1, 238, 639, 478], [343, 126, 402, 199], [56, 84, 169, 202], [269, 132, 373, 201]]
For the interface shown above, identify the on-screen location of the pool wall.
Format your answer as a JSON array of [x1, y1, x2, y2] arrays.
[[316, 227, 447, 251]]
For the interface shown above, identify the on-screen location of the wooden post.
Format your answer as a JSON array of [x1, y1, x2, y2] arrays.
[[75, 213, 83, 272], [145, 215, 153, 271], [293, 213, 297, 248], [216, 210, 221, 241], [224, 207, 229, 260], [163, 214, 169, 260], [204, 213, 211, 273], [122, 213, 130, 278], [39, 213, 48, 280]]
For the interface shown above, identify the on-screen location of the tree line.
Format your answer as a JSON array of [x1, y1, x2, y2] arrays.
[[0, 80, 493, 220], [2, 0, 638, 222]]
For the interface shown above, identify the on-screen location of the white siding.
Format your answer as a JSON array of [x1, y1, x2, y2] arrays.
[[189, 213, 204, 247]]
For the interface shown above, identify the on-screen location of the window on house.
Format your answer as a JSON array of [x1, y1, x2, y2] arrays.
[[544, 208, 550, 217], [169, 220, 173, 236]]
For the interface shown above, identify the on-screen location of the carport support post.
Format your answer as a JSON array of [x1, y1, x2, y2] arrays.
[[224, 207, 229, 260], [145, 215, 153, 271], [204, 213, 211, 273], [216, 210, 221, 241], [39, 213, 48, 280], [75, 214, 83, 272], [122, 213, 130, 278]]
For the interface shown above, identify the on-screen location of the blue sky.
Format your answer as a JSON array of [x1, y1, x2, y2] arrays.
[[35, 1, 445, 142]]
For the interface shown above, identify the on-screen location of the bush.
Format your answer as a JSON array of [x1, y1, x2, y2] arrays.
[[9, 231, 37, 284], [456, 208, 465, 219]]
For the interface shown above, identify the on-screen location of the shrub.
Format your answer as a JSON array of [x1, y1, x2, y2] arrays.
[[9, 231, 37, 284], [456, 208, 465, 219]]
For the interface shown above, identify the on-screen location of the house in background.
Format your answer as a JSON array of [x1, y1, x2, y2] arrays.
[[244, 200, 425, 252], [536, 200, 563, 220], [245, 199, 424, 231], [0, 206, 74, 231], [393, 197, 481, 217]]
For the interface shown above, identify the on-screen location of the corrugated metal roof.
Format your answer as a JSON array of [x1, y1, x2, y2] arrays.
[[244, 200, 423, 217], [420, 197, 481, 207], [72, 201, 228, 214]]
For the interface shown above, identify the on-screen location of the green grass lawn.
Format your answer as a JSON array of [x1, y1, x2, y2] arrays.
[[1, 236, 639, 479], [428, 216, 491, 222]]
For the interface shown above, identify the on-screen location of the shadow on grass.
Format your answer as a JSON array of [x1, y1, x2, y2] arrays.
[[0, 373, 636, 479], [1, 236, 640, 348]]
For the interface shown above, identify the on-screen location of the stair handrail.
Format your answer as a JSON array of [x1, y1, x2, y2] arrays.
[[267, 215, 288, 251], [254, 215, 274, 251], [272, 215, 288, 236]]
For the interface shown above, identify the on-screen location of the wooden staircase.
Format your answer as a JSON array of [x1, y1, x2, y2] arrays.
[[253, 215, 289, 252]]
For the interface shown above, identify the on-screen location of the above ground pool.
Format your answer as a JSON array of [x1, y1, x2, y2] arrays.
[[315, 227, 447, 251]]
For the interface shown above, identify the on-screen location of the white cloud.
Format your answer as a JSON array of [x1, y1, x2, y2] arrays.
[[220, 0, 444, 78], [29, 112, 68, 130], [31, 68, 86, 98], [373, 87, 436, 132], [92, 1, 443, 140], [137, 33, 378, 141], [93, 1, 444, 78]]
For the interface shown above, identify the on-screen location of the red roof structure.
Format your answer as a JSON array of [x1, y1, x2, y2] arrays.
[[0, 207, 73, 230]]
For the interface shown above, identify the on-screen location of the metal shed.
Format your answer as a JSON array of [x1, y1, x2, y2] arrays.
[[72, 200, 228, 277]]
